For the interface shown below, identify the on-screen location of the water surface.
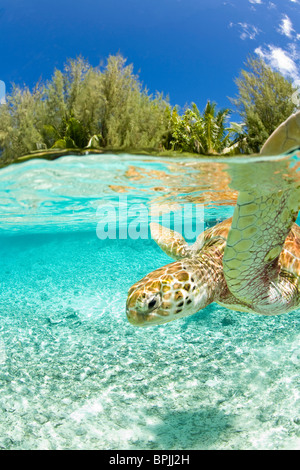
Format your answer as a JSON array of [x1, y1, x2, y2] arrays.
[[0, 153, 299, 450]]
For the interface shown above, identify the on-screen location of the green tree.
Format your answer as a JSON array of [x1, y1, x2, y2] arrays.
[[231, 56, 297, 152], [225, 122, 248, 154], [167, 101, 231, 154], [43, 56, 94, 148], [0, 54, 171, 162], [97, 54, 169, 148], [201, 101, 230, 154], [168, 105, 202, 153], [0, 83, 45, 162]]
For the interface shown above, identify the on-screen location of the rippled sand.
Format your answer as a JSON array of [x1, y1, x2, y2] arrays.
[[0, 232, 299, 450], [0, 153, 299, 450]]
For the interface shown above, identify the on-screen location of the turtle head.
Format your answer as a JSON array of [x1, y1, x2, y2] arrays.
[[126, 260, 203, 327], [126, 222, 221, 326]]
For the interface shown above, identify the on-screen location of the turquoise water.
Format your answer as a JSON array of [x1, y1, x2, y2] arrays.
[[0, 154, 299, 450]]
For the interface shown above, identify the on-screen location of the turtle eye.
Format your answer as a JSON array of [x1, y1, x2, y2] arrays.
[[148, 298, 157, 310]]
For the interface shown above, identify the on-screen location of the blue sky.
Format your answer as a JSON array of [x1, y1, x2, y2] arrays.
[[0, 0, 299, 114]]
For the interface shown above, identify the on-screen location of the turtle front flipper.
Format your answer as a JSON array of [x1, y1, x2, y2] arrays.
[[151, 218, 232, 260], [150, 222, 192, 260], [223, 187, 300, 311], [260, 111, 300, 156]]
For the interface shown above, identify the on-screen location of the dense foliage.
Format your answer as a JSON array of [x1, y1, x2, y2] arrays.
[[164, 102, 232, 154], [231, 57, 297, 153], [0, 54, 298, 163], [0, 55, 170, 162]]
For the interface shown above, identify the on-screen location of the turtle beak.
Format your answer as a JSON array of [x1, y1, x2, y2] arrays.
[[126, 292, 163, 326], [126, 307, 146, 326]]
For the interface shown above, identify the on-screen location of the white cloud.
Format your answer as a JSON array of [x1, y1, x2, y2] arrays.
[[248, 0, 263, 12], [230, 22, 260, 40], [278, 14, 295, 38], [255, 45, 299, 79], [238, 22, 260, 40]]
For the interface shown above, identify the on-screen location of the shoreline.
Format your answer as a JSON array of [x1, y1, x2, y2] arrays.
[[0, 147, 227, 168], [1, 145, 289, 168]]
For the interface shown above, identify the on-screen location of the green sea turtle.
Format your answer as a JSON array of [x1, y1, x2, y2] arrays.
[[126, 111, 300, 326]]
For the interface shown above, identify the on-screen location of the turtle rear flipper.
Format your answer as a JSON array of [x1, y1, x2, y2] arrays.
[[223, 188, 300, 309]]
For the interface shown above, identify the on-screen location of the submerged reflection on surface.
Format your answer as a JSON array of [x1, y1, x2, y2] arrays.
[[1, 150, 299, 233]]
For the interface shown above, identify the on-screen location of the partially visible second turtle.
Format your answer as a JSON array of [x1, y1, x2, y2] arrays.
[[126, 112, 300, 326]]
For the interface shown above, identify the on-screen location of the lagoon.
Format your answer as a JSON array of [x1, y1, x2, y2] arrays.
[[0, 153, 299, 450]]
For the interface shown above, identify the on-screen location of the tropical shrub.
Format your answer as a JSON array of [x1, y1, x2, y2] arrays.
[[166, 101, 231, 154], [0, 54, 170, 162], [231, 56, 297, 152]]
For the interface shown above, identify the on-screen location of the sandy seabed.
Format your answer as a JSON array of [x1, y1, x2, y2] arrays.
[[0, 231, 299, 450]]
